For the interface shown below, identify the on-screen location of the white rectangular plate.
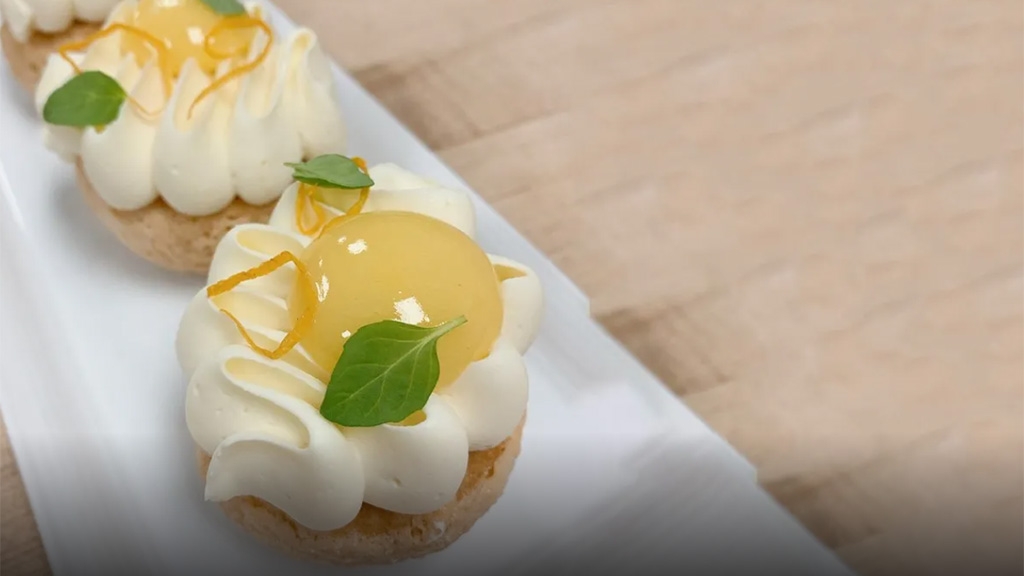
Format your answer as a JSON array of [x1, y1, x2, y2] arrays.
[[0, 4, 853, 575]]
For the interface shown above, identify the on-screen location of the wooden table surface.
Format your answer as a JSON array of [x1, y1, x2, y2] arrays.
[[3, 1, 1022, 574]]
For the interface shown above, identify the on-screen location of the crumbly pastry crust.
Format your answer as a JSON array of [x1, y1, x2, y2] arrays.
[[77, 161, 274, 273], [196, 419, 524, 565], [1, 21, 102, 91]]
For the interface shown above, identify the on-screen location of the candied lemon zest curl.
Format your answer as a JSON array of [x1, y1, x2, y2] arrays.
[[58, 23, 172, 119], [316, 188, 370, 239], [294, 156, 371, 237], [188, 16, 273, 119], [206, 251, 318, 360], [294, 183, 326, 235]]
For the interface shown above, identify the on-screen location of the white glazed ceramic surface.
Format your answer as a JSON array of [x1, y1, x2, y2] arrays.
[[0, 4, 852, 575]]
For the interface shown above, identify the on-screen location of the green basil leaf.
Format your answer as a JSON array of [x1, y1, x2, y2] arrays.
[[285, 154, 375, 189], [200, 0, 246, 15], [42, 71, 127, 127], [320, 316, 467, 427]]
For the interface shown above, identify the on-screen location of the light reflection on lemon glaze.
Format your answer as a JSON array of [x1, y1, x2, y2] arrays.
[[35, 0, 346, 216], [122, 0, 257, 77], [56, 0, 270, 116], [203, 160, 512, 398], [207, 208, 504, 391], [177, 163, 544, 529], [287, 211, 504, 387]]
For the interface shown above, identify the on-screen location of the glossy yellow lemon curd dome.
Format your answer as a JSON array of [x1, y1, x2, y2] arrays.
[[288, 211, 504, 389], [121, 0, 258, 77]]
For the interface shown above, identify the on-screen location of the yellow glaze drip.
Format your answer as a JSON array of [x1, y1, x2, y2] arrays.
[[288, 211, 503, 388]]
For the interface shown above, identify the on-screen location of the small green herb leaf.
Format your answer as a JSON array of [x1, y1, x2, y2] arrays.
[[285, 154, 375, 189], [42, 71, 127, 127], [200, 0, 246, 15], [320, 316, 467, 427]]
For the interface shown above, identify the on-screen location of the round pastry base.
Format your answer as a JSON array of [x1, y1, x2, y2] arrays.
[[1, 22, 102, 92], [77, 161, 275, 274], [196, 419, 524, 565]]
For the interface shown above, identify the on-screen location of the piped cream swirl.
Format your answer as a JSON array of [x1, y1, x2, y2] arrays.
[[0, 0, 120, 42], [176, 167, 543, 530], [34, 1, 346, 216]]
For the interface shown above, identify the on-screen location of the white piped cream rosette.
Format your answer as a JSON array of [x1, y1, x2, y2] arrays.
[[0, 0, 120, 91], [176, 162, 544, 535]]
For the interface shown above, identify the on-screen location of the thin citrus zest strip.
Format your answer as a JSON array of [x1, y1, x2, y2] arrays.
[[315, 187, 369, 239], [313, 156, 372, 239], [349, 187, 370, 215], [206, 250, 318, 360], [294, 182, 326, 235], [293, 156, 370, 237], [188, 16, 272, 119], [58, 23, 171, 118]]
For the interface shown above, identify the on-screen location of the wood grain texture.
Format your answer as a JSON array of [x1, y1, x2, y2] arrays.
[[2, 1, 1021, 574], [1, 419, 49, 575]]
